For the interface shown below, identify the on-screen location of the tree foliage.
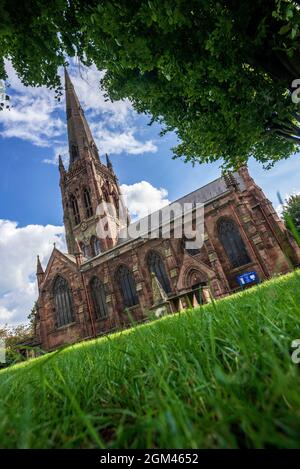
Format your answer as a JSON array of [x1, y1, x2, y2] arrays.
[[0, 324, 32, 368], [0, 303, 38, 368], [1, 0, 300, 168], [283, 193, 300, 231]]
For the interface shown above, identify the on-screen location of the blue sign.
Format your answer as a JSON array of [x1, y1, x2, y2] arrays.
[[237, 271, 259, 287]]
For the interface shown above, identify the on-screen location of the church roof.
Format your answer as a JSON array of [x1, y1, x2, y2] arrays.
[[116, 170, 246, 245], [171, 171, 246, 206]]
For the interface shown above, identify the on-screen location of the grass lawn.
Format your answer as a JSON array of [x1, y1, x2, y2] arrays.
[[1, 271, 300, 448]]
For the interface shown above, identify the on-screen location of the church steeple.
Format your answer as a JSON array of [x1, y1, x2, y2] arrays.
[[64, 68, 100, 166], [59, 68, 128, 257], [106, 153, 113, 171], [58, 154, 65, 175]]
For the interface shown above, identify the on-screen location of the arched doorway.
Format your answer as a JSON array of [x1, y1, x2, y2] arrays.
[[185, 268, 207, 305]]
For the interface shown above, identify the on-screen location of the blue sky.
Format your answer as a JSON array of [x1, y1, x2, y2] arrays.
[[0, 60, 300, 326]]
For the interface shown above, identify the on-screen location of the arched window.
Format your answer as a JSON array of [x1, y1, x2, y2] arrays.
[[102, 186, 110, 203], [112, 191, 119, 215], [53, 276, 74, 327], [90, 277, 108, 319], [71, 144, 79, 163], [147, 251, 171, 293], [79, 242, 89, 258], [217, 217, 251, 268], [70, 194, 80, 225], [83, 188, 93, 218], [116, 265, 139, 308], [91, 236, 101, 256]]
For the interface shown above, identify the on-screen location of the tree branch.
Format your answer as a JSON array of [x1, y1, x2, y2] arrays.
[[275, 130, 300, 144]]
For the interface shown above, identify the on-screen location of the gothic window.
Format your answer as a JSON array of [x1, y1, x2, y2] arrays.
[[80, 242, 89, 258], [90, 277, 108, 319], [102, 186, 110, 203], [217, 217, 251, 268], [112, 191, 119, 215], [53, 276, 74, 327], [71, 144, 79, 163], [147, 250, 171, 293], [91, 236, 101, 256], [116, 265, 139, 308], [70, 194, 81, 225], [83, 188, 93, 218]]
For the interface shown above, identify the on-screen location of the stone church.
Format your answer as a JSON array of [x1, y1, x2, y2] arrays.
[[33, 70, 300, 352]]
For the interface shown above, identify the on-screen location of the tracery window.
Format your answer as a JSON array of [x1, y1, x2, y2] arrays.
[[53, 276, 74, 327], [217, 217, 251, 268], [70, 194, 81, 225], [90, 277, 108, 319], [116, 265, 139, 308], [80, 242, 89, 258], [91, 236, 101, 256], [102, 186, 110, 203], [71, 144, 79, 163], [83, 188, 93, 218], [112, 191, 119, 215], [147, 250, 171, 293]]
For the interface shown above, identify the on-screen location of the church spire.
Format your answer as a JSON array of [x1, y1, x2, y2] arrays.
[[58, 154, 65, 176], [64, 67, 100, 166], [106, 153, 113, 171], [36, 255, 44, 275], [36, 255, 45, 290], [60, 69, 128, 255]]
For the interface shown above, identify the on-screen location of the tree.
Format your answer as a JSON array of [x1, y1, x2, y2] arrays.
[[1, 0, 300, 168], [0, 303, 38, 368], [0, 324, 32, 368], [27, 301, 38, 335], [283, 193, 300, 231]]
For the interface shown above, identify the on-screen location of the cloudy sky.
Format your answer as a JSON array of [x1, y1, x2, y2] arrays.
[[0, 60, 300, 327]]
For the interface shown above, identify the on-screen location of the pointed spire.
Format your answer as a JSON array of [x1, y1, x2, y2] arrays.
[[64, 67, 99, 166], [106, 153, 113, 170], [58, 154, 65, 174], [36, 255, 44, 275], [36, 255, 45, 290]]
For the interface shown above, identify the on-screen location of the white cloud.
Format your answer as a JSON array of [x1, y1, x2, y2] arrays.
[[43, 144, 69, 166], [90, 123, 157, 156], [0, 60, 157, 161], [0, 220, 66, 326], [121, 181, 170, 220]]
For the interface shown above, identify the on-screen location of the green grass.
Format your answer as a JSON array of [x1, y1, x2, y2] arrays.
[[1, 272, 300, 449]]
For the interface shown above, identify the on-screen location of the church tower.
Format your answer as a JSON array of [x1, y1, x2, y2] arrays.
[[59, 69, 128, 258]]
